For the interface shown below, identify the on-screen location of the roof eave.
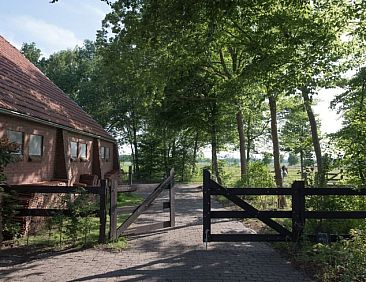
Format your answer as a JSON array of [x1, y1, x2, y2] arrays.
[[0, 108, 116, 143]]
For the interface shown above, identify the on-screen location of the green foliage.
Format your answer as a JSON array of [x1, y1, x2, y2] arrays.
[[103, 236, 128, 251], [288, 153, 299, 166], [64, 190, 98, 245], [0, 137, 21, 239], [0, 137, 20, 180], [262, 152, 272, 166], [236, 161, 275, 188], [281, 229, 366, 281], [1, 190, 21, 239], [43, 190, 100, 247], [20, 42, 43, 67], [332, 67, 366, 187]]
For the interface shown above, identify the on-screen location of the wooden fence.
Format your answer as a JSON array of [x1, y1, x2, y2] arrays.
[[203, 169, 366, 243], [0, 180, 108, 243], [110, 169, 175, 240]]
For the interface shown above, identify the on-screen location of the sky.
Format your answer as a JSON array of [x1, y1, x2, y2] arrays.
[[0, 0, 111, 57], [0, 1, 345, 158]]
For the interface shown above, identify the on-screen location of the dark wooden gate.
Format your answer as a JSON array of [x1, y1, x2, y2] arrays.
[[203, 169, 366, 243], [110, 169, 175, 240]]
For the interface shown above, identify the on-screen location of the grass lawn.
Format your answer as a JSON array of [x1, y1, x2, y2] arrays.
[[190, 162, 305, 187]]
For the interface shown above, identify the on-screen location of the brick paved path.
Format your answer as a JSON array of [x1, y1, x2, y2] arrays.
[[0, 185, 312, 281]]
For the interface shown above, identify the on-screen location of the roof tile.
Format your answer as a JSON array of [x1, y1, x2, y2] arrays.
[[0, 35, 113, 141]]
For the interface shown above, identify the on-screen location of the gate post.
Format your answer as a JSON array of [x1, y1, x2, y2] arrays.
[[109, 179, 117, 240], [99, 180, 107, 243], [292, 180, 305, 242], [203, 169, 211, 243], [169, 169, 176, 227], [128, 165, 133, 186]]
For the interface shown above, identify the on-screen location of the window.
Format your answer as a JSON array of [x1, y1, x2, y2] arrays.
[[105, 147, 110, 161], [80, 143, 87, 160], [100, 146, 105, 159], [99, 146, 110, 161], [29, 134, 43, 156], [70, 141, 78, 160], [7, 130, 23, 155]]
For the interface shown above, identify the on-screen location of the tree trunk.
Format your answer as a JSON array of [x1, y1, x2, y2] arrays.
[[268, 93, 286, 208], [236, 110, 247, 185], [211, 124, 220, 184], [210, 104, 221, 184], [300, 150, 305, 180], [246, 116, 251, 163], [302, 88, 324, 187], [192, 131, 199, 175], [357, 82, 366, 183], [126, 127, 135, 174], [163, 130, 169, 175], [131, 114, 140, 178], [181, 147, 186, 182]]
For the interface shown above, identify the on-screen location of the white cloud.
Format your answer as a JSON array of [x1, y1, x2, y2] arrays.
[[10, 16, 83, 56], [81, 3, 107, 19], [55, 1, 108, 20]]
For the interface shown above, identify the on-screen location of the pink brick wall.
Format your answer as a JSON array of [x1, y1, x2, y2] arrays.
[[64, 131, 94, 184], [100, 140, 114, 179], [0, 114, 56, 185], [1, 114, 118, 185]]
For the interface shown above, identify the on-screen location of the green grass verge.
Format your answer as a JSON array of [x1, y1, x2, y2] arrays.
[[17, 192, 144, 250]]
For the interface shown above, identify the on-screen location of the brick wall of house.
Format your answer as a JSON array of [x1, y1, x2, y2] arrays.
[[0, 114, 56, 185], [1, 114, 118, 234], [64, 131, 93, 185], [100, 140, 114, 179]]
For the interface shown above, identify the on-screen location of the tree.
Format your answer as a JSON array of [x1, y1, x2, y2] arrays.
[[100, 0, 357, 188], [20, 42, 44, 68], [281, 97, 313, 178], [288, 153, 299, 166], [332, 67, 366, 186]]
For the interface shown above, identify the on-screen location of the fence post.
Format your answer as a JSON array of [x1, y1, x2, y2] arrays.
[[99, 180, 107, 243], [203, 169, 211, 243], [109, 179, 117, 240], [169, 169, 176, 227], [128, 166, 133, 186], [292, 180, 305, 242]]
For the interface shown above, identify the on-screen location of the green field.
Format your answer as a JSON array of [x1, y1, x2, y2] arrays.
[[190, 163, 305, 187]]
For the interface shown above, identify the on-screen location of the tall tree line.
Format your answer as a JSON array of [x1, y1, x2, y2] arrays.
[[23, 0, 366, 188]]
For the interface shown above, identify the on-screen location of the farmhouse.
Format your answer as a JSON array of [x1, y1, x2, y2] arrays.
[[0, 35, 119, 187]]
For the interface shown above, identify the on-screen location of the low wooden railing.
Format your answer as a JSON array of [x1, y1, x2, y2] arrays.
[[0, 181, 108, 243]]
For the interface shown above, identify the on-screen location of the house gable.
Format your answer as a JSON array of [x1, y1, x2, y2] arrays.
[[0, 35, 113, 141]]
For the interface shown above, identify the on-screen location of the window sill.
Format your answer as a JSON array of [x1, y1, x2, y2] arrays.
[[28, 155, 42, 162]]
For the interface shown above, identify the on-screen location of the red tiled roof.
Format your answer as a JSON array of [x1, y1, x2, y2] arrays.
[[0, 35, 114, 141]]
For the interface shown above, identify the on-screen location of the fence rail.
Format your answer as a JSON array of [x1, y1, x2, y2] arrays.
[[203, 169, 366, 243], [1, 181, 108, 243]]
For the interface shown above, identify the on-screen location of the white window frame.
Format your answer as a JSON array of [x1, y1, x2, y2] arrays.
[[29, 134, 43, 157], [70, 141, 78, 160], [79, 143, 87, 161]]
